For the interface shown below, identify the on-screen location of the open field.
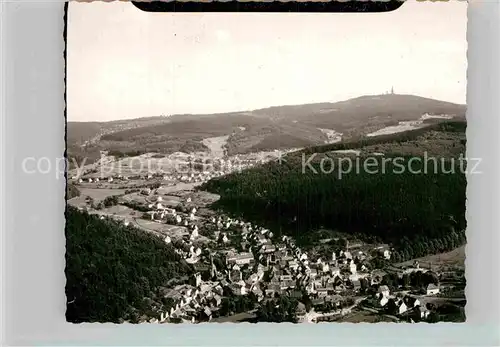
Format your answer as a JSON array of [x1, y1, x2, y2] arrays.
[[157, 183, 202, 194], [98, 204, 140, 217], [202, 135, 230, 158], [211, 311, 257, 323], [366, 121, 424, 137], [132, 219, 189, 238], [394, 246, 465, 270], [77, 188, 129, 202]]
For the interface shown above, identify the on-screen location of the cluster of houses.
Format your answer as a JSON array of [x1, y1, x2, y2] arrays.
[[168, 171, 225, 184], [153, 276, 226, 323], [210, 222, 364, 301], [369, 283, 440, 321], [73, 173, 157, 184], [139, 191, 409, 323], [71, 149, 275, 188], [75, 160, 449, 324]]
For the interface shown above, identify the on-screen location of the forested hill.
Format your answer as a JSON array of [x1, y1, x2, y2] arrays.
[[65, 206, 193, 323], [201, 121, 467, 262], [68, 94, 465, 161]]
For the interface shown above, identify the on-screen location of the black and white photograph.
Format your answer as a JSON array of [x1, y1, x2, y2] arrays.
[[65, 1, 467, 324]]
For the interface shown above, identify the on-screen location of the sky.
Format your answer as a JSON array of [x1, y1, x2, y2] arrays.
[[67, 1, 467, 122]]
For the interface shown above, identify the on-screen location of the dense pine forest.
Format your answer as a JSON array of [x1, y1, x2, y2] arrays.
[[201, 121, 467, 263], [65, 206, 193, 323]]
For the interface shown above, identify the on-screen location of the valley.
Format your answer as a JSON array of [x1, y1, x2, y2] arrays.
[[66, 94, 467, 324]]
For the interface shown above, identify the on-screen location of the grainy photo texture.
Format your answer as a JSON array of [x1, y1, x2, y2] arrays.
[[65, 1, 467, 324]]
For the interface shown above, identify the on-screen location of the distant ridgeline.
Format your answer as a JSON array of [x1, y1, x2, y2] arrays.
[[67, 183, 80, 199], [201, 121, 467, 262], [65, 206, 193, 323]]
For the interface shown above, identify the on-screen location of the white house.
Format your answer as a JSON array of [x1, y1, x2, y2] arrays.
[[378, 285, 390, 298], [405, 296, 421, 308], [380, 296, 389, 307], [415, 306, 430, 319], [426, 283, 440, 295], [194, 273, 202, 287], [226, 252, 254, 266], [376, 246, 391, 260], [397, 301, 408, 314], [159, 311, 168, 322]]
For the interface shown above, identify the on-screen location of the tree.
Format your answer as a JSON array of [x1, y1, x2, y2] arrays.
[[402, 274, 410, 288], [255, 296, 298, 323], [360, 278, 369, 292], [65, 207, 192, 323], [427, 312, 440, 323]]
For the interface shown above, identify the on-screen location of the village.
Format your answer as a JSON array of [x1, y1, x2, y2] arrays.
[[67, 151, 466, 324]]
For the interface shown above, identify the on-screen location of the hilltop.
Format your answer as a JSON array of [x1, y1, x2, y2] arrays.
[[67, 94, 466, 162]]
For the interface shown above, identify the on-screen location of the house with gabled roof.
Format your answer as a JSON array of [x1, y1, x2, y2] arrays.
[[386, 298, 407, 315], [378, 285, 390, 298], [412, 305, 430, 320], [404, 296, 421, 308], [426, 283, 440, 295], [379, 295, 389, 307]]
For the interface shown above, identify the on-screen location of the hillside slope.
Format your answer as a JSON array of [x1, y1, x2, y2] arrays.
[[201, 121, 467, 263], [68, 94, 466, 159], [65, 206, 193, 323]]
